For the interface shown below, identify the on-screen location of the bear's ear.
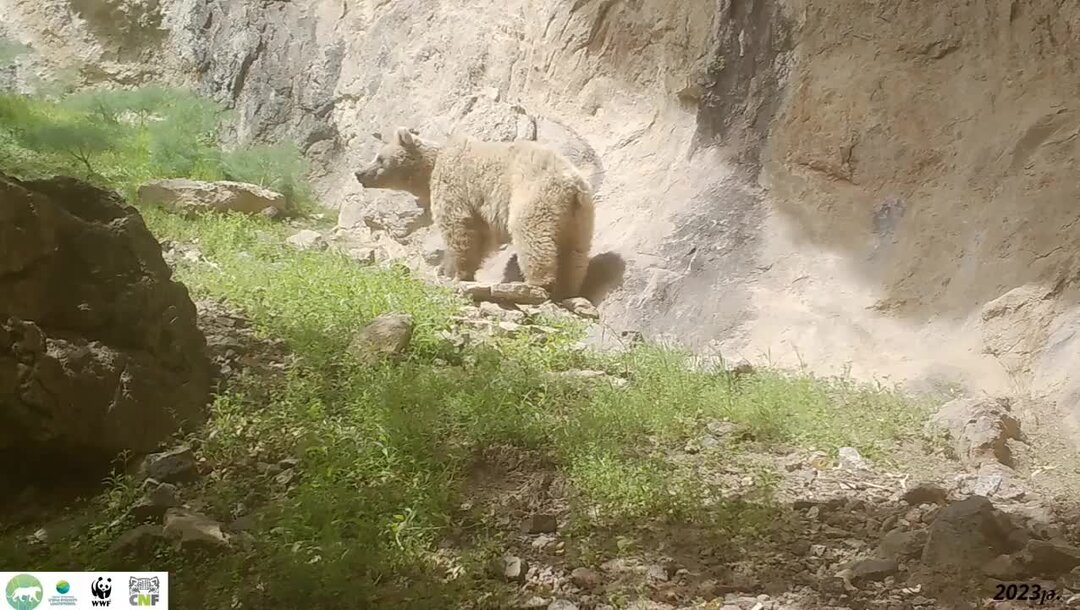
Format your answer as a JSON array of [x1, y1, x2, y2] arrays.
[[395, 126, 418, 149], [371, 131, 383, 142]]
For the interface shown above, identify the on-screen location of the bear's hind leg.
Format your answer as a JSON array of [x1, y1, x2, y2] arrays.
[[554, 194, 594, 300], [555, 247, 590, 301]]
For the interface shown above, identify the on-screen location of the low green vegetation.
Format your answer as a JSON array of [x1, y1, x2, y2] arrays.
[[0, 80, 937, 608], [0, 84, 313, 210]]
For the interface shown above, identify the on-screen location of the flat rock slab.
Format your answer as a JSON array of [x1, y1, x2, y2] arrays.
[[138, 179, 286, 216], [456, 282, 551, 305]]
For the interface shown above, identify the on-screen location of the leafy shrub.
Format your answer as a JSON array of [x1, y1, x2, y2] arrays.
[[221, 142, 313, 210]]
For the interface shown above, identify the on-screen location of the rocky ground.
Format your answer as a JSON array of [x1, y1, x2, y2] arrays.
[[7, 177, 1080, 609], [149, 217, 1080, 609]]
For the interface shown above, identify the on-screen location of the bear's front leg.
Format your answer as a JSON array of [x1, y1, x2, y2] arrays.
[[440, 213, 488, 282], [437, 252, 457, 278]]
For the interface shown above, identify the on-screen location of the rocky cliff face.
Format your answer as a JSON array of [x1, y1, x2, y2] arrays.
[[4, 0, 1080, 440]]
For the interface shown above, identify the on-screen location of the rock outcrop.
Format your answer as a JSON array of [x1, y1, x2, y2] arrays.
[[0, 173, 210, 474]]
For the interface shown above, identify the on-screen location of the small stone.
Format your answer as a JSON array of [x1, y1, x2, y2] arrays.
[[456, 282, 492, 300], [838, 447, 869, 470], [646, 564, 669, 583], [560, 297, 599, 319], [490, 282, 550, 305], [902, 483, 948, 506], [730, 569, 760, 590], [957, 463, 1027, 500], [108, 525, 167, 558], [228, 515, 257, 533], [532, 534, 555, 549], [525, 513, 558, 534], [547, 601, 579, 610], [274, 469, 298, 488], [517, 597, 549, 610], [130, 482, 181, 522], [877, 528, 926, 561], [148, 481, 180, 505], [973, 471, 1003, 496], [285, 229, 328, 251], [163, 508, 231, 552], [790, 540, 812, 555], [983, 553, 1026, 579], [696, 579, 722, 599], [478, 301, 519, 321], [348, 313, 414, 363], [706, 420, 739, 437], [728, 361, 755, 379], [492, 554, 528, 583], [138, 446, 199, 483], [498, 321, 523, 333], [1022, 540, 1080, 576], [347, 247, 377, 264], [421, 234, 445, 266], [847, 557, 898, 583], [571, 567, 602, 589], [362, 205, 428, 239]]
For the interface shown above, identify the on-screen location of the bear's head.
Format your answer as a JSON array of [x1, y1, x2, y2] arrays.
[[355, 127, 437, 207]]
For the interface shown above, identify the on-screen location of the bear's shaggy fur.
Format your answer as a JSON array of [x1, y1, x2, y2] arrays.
[[355, 127, 595, 300]]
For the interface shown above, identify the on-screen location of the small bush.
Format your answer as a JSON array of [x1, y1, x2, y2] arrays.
[[221, 142, 313, 211]]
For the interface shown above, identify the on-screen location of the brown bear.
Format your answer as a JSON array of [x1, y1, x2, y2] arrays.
[[354, 127, 595, 300]]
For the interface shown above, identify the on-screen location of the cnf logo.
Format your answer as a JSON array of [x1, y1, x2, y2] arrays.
[[90, 577, 112, 607], [127, 577, 160, 607]]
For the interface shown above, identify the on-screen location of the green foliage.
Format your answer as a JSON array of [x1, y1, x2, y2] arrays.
[[17, 112, 126, 175], [0, 84, 312, 209], [221, 142, 313, 211]]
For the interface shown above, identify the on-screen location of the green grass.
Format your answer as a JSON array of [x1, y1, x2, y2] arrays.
[[0, 80, 938, 608], [0, 85, 315, 211], [0, 206, 935, 608]]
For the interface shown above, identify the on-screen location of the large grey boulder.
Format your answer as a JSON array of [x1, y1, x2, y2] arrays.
[[137, 178, 286, 216], [0, 173, 211, 469], [929, 397, 1024, 466]]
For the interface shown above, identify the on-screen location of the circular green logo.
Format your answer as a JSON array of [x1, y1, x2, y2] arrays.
[[55, 581, 70, 594], [5, 574, 42, 610]]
